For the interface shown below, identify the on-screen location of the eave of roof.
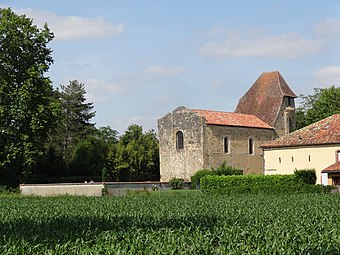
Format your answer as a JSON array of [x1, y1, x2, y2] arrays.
[[261, 114, 340, 148], [192, 109, 274, 129], [322, 161, 340, 172]]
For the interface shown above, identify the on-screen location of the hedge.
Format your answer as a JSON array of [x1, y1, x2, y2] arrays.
[[202, 183, 332, 195], [201, 174, 299, 191], [200, 174, 332, 194], [190, 169, 216, 189], [190, 162, 243, 189]]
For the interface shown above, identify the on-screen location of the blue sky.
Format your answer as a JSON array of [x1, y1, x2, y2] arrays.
[[2, 1, 340, 133]]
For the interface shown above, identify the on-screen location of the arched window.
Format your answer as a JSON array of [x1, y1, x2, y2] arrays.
[[224, 137, 229, 154], [176, 131, 184, 149], [248, 138, 254, 155]]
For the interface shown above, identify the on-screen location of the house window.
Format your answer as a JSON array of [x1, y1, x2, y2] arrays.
[[224, 137, 229, 154], [337, 150, 340, 162], [279, 157, 281, 163], [248, 138, 254, 155], [308, 155, 311, 162], [176, 131, 184, 150], [292, 156, 294, 162]]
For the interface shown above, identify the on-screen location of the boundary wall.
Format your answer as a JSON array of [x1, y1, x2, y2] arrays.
[[20, 182, 191, 196]]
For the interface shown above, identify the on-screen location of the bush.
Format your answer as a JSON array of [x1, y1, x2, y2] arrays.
[[190, 162, 243, 189], [0, 185, 19, 195], [190, 169, 216, 189], [214, 162, 243, 176], [294, 169, 317, 184], [169, 178, 184, 190]]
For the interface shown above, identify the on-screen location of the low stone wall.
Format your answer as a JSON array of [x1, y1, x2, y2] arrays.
[[106, 182, 161, 196], [20, 183, 104, 196], [20, 181, 192, 196]]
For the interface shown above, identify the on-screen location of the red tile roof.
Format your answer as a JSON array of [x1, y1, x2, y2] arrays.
[[235, 71, 296, 127], [193, 109, 273, 129], [323, 161, 340, 172], [261, 114, 340, 148]]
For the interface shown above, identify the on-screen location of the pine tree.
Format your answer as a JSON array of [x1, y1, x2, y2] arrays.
[[56, 80, 96, 165]]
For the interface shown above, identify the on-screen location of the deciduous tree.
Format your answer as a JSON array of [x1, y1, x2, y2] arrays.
[[106, 125, 160, 181], [0, 8, 59, 186], [296, 86, 340, 129]]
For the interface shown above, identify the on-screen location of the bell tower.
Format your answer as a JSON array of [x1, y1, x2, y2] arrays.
[[284, 96, 296, 134]]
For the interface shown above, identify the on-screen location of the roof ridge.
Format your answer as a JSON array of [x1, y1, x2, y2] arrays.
[[276, 71, 284, 95], [193, 109, 268, 118]]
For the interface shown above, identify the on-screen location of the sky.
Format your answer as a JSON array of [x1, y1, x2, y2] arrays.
[[2, 1, 340, 134]]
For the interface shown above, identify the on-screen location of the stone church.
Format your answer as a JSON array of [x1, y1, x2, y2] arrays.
[[158, 71, 297, 181]]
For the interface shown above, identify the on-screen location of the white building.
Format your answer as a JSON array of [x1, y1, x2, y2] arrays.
[[261, 114, 340, 184]]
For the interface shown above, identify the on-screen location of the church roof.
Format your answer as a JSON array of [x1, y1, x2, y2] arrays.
[[193, 109, 273, 129], [235, 71, 296, 127], [261, 114, 340, 148], [322, 161, 340, 173]]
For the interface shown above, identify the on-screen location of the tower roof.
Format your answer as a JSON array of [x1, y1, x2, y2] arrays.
[[235, 71, 296, 127]]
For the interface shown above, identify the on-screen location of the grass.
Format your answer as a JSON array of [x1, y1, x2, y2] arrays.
[[0, 192, 339, 254]]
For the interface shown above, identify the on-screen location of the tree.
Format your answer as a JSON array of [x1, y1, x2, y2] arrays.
[[0, 8, 59, 186], [95, 126, 118, 145], [107, 125, 160, 181], [70, 135, 106, 178], [296, 86, 340, 129], [58, 80, 96, 164]]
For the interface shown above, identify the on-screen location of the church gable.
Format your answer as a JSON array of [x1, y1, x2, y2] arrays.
[[158, 107, 206, 181]]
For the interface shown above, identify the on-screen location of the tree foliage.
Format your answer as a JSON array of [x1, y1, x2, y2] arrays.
[[106, 125, 160, 182], [59, 80, 96, 161], [0, 8, 160, 186], [296, 86, 340, 129], [0, 8, 58, 186]]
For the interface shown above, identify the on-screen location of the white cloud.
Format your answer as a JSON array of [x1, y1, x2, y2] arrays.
[[313, 66, 340, 86], [315, 18, 340, 37], [200, 32, 322, 58], [13, 8, 124, 41], [145, 65, 186, 76], [212, 80, 223, 88], [84, 79, 124, 104]]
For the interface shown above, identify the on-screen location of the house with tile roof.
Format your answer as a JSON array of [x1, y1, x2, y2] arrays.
[[261, 114, 340, 184], [158, 71, 297, 181], [322, 161, 340, 186]]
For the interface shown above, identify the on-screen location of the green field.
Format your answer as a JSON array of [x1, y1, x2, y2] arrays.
[[0, 191, 339, 254]]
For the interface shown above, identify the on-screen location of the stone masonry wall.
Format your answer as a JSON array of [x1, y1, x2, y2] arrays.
[[158, 107, 205, 181], [274, 96, 296, 137], [203, 125, 277, 174]]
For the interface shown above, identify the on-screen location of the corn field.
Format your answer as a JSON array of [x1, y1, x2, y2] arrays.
[[0, 192, 339, 254]]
